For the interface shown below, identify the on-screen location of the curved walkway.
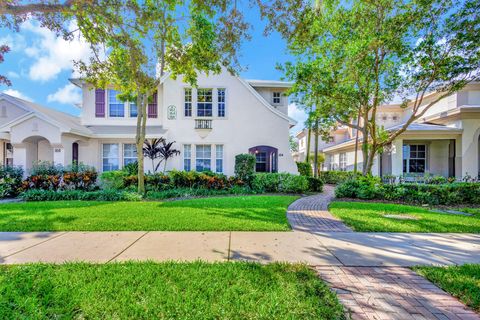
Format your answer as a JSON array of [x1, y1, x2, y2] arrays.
[[287, 185, 352, 233]]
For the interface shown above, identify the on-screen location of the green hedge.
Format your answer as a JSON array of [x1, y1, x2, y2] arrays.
[[146, 186, 253, 200], [0, 166, 23, 198], [252, 173, 315, 193], [20, 189, 142, 201], [319, 171, 356, 185], [335, 176, 480, 205], [296, 162, 312, 177]]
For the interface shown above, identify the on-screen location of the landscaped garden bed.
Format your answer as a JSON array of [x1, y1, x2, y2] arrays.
[[329, 201, 480, 233], [0, 196, 297, 231], [413, 264, 480, 312], [0, 262, 345, 319]]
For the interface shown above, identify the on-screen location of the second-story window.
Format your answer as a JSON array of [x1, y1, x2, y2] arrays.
[[108, 89, 124, 117], [130, 101, 137, 117], [184, 88, 192, 117], [218, 88, 226, 117], [273, 92, 281, 104], [197, 88, 213, 117]]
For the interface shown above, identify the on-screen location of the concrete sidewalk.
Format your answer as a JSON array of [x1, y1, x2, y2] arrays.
[[1, 231, 479, 266]]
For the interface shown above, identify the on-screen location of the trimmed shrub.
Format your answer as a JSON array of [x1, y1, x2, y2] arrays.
[[100, 170, 128, 190], [319, 171, 356, 185], [234, 154, 256, 185], [252, 173, 310, 194], [122, 161, 139, 176], [0, 166, 23, 198], [296, 162, 312, 177], [307, 177, 324, 192], [29, 161, 63, 176], [336, 178, 480, 205], [20, 189, 142, 201], [146, 186, 252, 200]]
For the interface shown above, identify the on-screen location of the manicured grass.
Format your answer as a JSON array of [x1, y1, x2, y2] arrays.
[[413, 264, 480, 312], [0, 196, 297, 231], [329, 202, 480, 232], [0, 262, 345, 319]]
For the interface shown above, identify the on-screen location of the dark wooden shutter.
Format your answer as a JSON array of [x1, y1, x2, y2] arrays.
[[95, 89, 105, 117], [148, 91, 158, 118]]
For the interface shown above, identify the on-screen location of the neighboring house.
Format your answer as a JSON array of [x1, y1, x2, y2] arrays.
[[310, 83, 480, 179], [0, 69, 298, 176], [293, 126, 349, 170]]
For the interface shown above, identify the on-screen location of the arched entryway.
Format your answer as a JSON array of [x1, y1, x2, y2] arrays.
[[249, 145, 278, 173], [21, 135, 54, 172]]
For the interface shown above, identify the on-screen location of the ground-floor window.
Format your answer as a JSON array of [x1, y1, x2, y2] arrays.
[[339, 152, 347, 171], [403, 144, 426, 173], [123, 144, 137, 166], [215, 145, 223, 173], [4, 142, 13, 166], [102, 144, 119, 171], [183, 144, 192, 171], [195, 145, 211, 172]]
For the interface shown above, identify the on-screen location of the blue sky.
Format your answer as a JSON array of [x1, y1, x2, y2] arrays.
[[0, 7, 307, 133]]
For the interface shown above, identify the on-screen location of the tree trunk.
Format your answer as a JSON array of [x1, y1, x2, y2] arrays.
[[306, 127, 312, 163], [136, 93, 147, 194], [313, 119, 319, 178], [163, 158, 167, 173], [353, 107, 361, 174]]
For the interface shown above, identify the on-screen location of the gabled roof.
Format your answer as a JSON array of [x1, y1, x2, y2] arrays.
[[0, 93, 92, 136], [387, 123, 463, 132], [246, 79, 293, 88]]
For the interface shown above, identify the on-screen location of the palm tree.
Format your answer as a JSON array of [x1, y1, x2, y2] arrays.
[[143, 138, 165, 172], [158, 140, 181, 173]]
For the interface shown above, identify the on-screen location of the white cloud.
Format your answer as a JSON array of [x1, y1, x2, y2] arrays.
[[0, 34, 26, 51], [7, 71, 20, 79], [288, 103, 308, 134], [47, 83, 82, 105], [22, 20, 92, 82], [2, 89, 33, 102]]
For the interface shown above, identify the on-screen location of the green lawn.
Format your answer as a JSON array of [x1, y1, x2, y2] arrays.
[[0, 196, 297, 231], [329, 202, 480, 232], [414, 264, 480, 312], [0, 262, 345, 319]]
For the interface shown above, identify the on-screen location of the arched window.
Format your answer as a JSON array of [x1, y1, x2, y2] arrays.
[[72, 142, 79, 164]]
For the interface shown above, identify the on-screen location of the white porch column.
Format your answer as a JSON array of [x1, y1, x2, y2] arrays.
[[52, 144, 65, 167], [460, 120, 479, 178], [391, 138, 403, 176], [12, 144, 27, 177]]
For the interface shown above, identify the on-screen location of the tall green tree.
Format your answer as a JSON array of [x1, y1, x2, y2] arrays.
[[260, 0, 480, 174], [2, 0, 250, 193]]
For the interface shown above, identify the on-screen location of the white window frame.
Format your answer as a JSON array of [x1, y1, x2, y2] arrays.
[[123, 143, 137, 166], [129, 101, 137, 118], [195, 144, 212, 172], [215, 145, 224, 173], [108, 89, 125, 118], [197, 88, 213, 117], [272, 91, 281, 104], [183, 144, 192, 171], [184, 88, 193, 117], [217, 88, 226, 117], [403, 144, 427, 174], [102, 143, 120, 171], [339, 152, 347, 171]]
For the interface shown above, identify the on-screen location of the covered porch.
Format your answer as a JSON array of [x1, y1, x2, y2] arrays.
[[380, 124, 464, 179]]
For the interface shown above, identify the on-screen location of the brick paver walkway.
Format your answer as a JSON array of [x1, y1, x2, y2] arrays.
[[287, 185, 352, 232], [316, 266, 480, 320]]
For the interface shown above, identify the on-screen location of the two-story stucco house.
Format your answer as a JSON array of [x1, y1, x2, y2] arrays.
[[0, 69, 298, 176], [295, 83, 480, 179]]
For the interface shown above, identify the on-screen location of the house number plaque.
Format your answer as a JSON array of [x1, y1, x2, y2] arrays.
[[167, 105, 177, 120]]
